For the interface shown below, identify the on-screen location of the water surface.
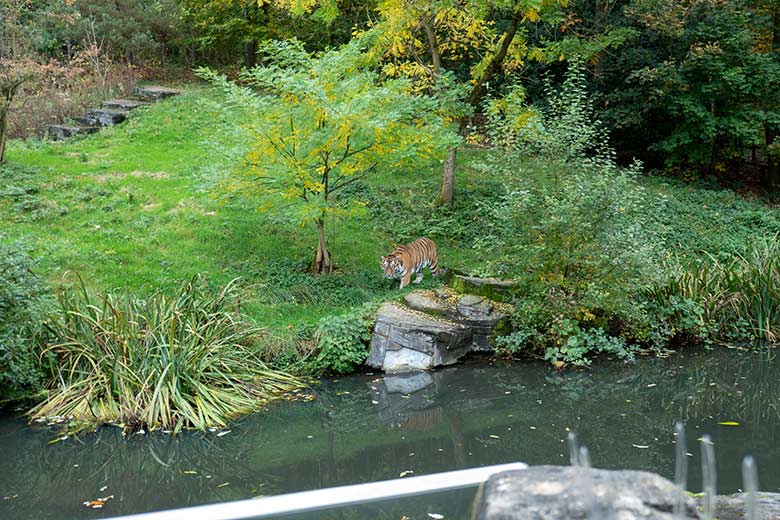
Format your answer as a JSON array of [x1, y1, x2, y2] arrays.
[[1, 348, 778, 519]]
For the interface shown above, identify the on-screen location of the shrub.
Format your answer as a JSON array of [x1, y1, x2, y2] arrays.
[[0, 238, 52, 403], [313, 303, 377, 374], [29, 276, 303, 432], [481, 62, 667, 365]]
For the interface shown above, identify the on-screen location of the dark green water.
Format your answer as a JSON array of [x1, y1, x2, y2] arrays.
[[1, 348, 779, 520]]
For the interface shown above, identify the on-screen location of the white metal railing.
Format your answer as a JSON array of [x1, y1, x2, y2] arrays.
[[105, 462, 527, 520]]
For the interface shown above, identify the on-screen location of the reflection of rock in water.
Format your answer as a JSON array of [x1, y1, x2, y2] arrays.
[[370, 367, 501, 431]]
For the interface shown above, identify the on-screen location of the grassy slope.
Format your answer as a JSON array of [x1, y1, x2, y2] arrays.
[[2, 86, 779, 332]]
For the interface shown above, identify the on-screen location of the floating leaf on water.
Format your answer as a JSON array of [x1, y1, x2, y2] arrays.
[[83, 495, 114, 509], [632, 444, 649, 449], [216, 430, 231, 437], [646, 383, 657, 388], [99, 486, 108, 492], [489, 435, 500, 439], [718, 421, 740, 426], [371, 400, 379, 405], [48, 435, 69, 445], [399, 470, 414, 477], [183, 470, 198, 475], [697, 437, 715, 445], [217, 482, 230, 488], [428, 514, 444, 519], [530, 426, 537, 430]]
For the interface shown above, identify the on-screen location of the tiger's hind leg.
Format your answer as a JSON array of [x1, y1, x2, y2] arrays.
[[413, 273, 424, 284]]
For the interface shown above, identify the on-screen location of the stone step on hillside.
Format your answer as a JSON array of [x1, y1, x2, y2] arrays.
[[102, 99, 148, 111], [133, 85, 182, 102], [46, 124, 99, 140], [85, 108, 127, 127]]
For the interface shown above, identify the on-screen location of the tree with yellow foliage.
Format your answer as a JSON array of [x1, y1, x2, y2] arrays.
[[352, 0, 565, 204], [199, 39, 457, 273]]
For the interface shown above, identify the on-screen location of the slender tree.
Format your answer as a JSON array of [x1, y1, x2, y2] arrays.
[[200, 40, 457, 273]]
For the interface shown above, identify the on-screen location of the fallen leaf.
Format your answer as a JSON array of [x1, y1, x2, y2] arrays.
[[428, 514, 444, 519], [183, 470, 198, 475], [489, 435, 500, 439], [217, 482, 230, 488], [632, 444, 649, 449], [718, 421, 740, 426], [216, 430, 231, 437], [399, 470, 414, 477]]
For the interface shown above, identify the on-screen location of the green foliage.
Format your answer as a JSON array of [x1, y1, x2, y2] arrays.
[[29, 276, 303, 432], [313, 303, 377, 374], [0, 238, 52, 403]]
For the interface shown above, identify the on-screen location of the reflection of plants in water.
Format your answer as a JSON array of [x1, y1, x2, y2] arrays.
[[1, 425, 290, 518], [662, 351, 780, 425]]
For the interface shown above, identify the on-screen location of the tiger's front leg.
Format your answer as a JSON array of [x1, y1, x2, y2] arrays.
[[399, 272, 412, 289]]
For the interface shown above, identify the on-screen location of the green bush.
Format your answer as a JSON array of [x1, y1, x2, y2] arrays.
[[29, 276, 303, 432], [0, 238, 52, 403], [478, 63, 667, 364], [313, 303, 377, 374]]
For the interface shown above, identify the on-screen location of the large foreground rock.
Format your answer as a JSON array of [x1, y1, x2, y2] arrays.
[[702, 492, 780, 519], [474, 466, 700, 519], [366, 303, 473, 372]]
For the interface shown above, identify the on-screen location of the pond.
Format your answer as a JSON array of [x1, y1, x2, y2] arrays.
[[1, 348, 779, 520]]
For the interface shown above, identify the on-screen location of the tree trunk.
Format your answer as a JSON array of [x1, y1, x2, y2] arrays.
[[438, 14, 520, 205], [0, 109, 7, 165], [767, 127, 780, 190], [439, 146, 456, 204], [310, 219, 333, 274]]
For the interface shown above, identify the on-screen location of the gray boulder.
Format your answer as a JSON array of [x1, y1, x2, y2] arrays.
[[366, 303, 473, 372], [473, 466, 700, 519]]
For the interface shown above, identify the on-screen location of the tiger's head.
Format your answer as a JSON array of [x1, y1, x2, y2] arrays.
[[381, 255, 402, 279]]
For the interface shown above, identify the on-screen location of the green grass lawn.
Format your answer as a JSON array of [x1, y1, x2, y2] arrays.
[[1, 87, 472, 330], [3, 85, 780, 335]]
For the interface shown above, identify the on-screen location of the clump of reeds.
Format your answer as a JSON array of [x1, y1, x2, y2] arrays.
[[29, 276, 303, 433], [652, 236, 780, 343]]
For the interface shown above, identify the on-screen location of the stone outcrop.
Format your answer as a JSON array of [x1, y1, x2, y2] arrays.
[[367, 302, 473, 372], [367, 289, 508, 372], [46, 86, 179, 141], [473, 466, 700, 519]]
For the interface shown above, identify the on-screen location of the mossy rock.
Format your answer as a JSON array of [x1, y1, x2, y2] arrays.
[[447, 271, 516, 303]]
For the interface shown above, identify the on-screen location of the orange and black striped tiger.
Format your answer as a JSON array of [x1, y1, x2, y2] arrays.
[[381, 237, 439, 289]]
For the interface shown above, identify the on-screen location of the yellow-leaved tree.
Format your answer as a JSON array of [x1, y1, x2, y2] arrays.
[[359, 0, 567, 203], [199, 39, 458, 273]]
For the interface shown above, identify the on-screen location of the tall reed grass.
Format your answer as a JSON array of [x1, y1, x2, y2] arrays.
[[650, 236, 780, 343], [29, 276, 303, 432]]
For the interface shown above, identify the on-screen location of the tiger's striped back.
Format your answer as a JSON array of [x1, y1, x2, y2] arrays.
[[380, 237, 439, 289]]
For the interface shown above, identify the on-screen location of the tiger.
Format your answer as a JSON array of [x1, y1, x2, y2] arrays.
[[381, 237, 440, 289]]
